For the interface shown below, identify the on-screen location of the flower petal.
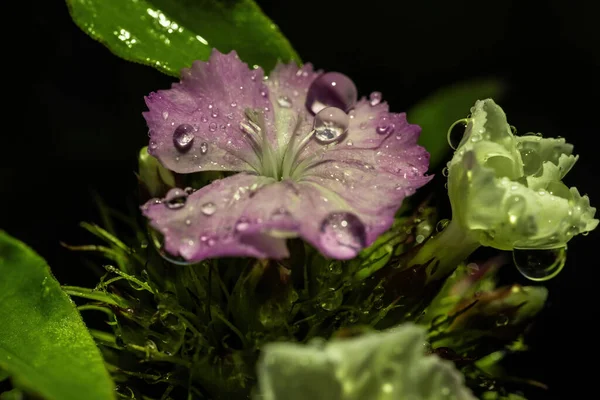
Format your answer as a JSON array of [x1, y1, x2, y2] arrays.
[[141, 173, 292, 260], [144, 50, 273, 174], [257, 323, 476, 400]]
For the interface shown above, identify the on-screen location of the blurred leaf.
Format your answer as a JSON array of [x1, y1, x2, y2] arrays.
[[409, 79, 506, 168], [66, 0, 300, 76], [0, 231, 115, 400]]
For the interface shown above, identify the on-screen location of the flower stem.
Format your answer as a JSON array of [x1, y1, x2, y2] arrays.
[[409, 219, 480, 283]]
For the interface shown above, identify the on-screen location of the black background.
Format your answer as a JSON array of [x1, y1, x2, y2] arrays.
[[3, 1, 599, 398]]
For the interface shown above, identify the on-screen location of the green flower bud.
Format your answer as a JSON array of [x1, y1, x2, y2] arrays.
[[137, 146, 176, 198], [447, 99, 597, 250]]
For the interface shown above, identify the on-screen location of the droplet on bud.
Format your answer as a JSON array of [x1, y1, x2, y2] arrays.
[[512, 247, 566, 281], [519, 148, 542, 176], [173, 124, 195, 152], [447, 119, 468, 150], [313, 107, 349, 144], [305, 72, 358, 115]]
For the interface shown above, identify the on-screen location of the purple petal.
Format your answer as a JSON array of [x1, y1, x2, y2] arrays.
[[142, 173, 291, 260], [144, 50, 273, 174]]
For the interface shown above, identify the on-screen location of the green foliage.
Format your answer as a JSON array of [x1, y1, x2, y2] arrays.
[[66, 0, 300, 76], [409, 79, 506, 168], [0, 231, 115, 400]]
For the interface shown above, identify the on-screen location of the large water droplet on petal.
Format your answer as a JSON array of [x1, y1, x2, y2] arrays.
[[314, 107, 349, 144], [164, 188, 187, 209], [319, 212, 366, 258], [512, 247, 566, 281], [519, 148, 542, 176], [173, 124, 195, 152], [201, 202, 217, 216], [305, 72, 358, 115], [447, 119, 468, 150]]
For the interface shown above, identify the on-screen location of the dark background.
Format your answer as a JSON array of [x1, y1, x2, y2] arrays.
[[4, 0, 599, 398]]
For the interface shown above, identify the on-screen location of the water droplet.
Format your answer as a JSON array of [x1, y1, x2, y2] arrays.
[[277, 95, 292, 108], [211, 109, 219, 118], [546, 181, 573, 201], [172, 124, 195, 152], [201, 202, 216, 216], [376, 120, 395, 135], [319, 212, 366, 258], [149, 140, 158, 150], [235, 218, 250, 232], [209, 122, 217, 132], [313, 107, 349, 144], [466, 262, 479, 275], [510, 125, 517, 135], [164, 188, 187, 209], [442, 166, 449, 177], [328, 262, 343, 275], [200, 142, 208, 154], [519, 148, 542, 175], [513, 247, 567, 281], [495, 314, 509, 327], [505, 194, 526, 225], [162, 111, 169, 120], [447, 119, 468, 150], [320, 288, 343, 311], [201, 116, 208, 123], [230, 101, 237, 107], [369, 91, 382, 106], [305, 72, 358, 115], [436, 219, 449, 232]]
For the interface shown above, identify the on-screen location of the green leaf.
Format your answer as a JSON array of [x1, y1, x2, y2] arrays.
[[408, 79, 506, 168], [66, 0, 300, 76], [0, 231, 115, 400]]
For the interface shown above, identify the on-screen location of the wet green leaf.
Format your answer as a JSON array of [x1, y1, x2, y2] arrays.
[[66, 0, 300, 76], [409, 79, 506, 168], [0, 231, 115, 400]]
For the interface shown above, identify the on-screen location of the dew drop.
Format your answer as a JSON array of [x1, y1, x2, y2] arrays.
[[162, 111, 169, 120], [546, 181, 573, 201], [305, 72, 358, 115], [230, 101, 237, 107], [376, 120, 395, 135], [172, 124, 195, 152], [200, 142, 208, 154], [150, 140, 158, 150], [211, 110, 219, 118], [519, 148, 542, 176], [201, 116, 208, 123], [201, 202, 217, 216], [436, 219, 449, 232], [442, 166, 449, 177], [319, 212, 366, 258], [495, 314, 509, 327], [320, 288, 343, 311], [209, 122, 217, 132], [313, 107, 349, 144], [505, 194, 526, 225], [277, 95, 293, 108], [164, 188, 187, 209], [235, 218, 250, 232], [447, 119, 468, 150], [512, 247, 567, 281], [369, 91, 382, 106]]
